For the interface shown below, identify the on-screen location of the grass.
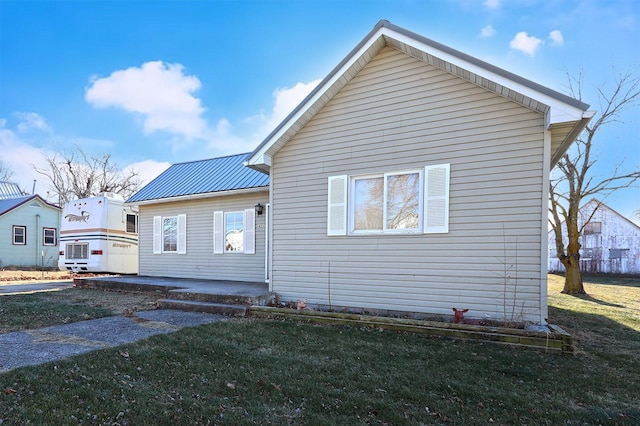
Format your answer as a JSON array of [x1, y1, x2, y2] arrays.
[[0, 288, 160, 333], [0, 274, 638, 425]]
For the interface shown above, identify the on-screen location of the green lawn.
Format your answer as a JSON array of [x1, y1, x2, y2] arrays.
[[0, 275, 638, 425]]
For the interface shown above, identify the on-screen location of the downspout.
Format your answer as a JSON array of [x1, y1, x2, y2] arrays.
[[35, 214, 40, 268], [540, 113, 551, 325]]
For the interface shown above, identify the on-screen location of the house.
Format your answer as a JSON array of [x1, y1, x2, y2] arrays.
[[0, 181, 25, 200], [0, 193, 61, 268], [126, 153, 270, 281], [130, 20, 592, 324], [548, 199, 640, 274]]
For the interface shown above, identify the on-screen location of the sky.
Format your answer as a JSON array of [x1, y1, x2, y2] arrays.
[[0, 0, 638, 223]]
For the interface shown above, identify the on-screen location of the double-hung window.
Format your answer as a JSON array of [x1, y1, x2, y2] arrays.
[[13, 225, 26, 245], [43, 228, 57, 246], [328, 164, 449, 236], [224, 212, 244, 252], [163, 217, 178, 252], [152, 214, 187, 254], [213, 209, 255, 255]]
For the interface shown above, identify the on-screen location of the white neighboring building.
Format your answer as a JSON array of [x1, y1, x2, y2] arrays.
[[548, 199, 640, 274]]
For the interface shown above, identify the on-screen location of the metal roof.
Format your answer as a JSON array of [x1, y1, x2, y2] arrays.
[[0, 181, 25, 200], [0, 195, 61, 216], [126, 153, 269, 204], [0, 196, 31, 215]]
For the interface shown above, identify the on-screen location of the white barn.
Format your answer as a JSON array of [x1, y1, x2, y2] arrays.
[[548, 199, 640, 274]]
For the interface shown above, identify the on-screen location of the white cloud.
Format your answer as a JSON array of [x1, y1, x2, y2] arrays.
[[619, 15, 635, 30], [0, 117, 170, 200], [204, 117, 255, 154], [123, 159, 171, 187], [248, 79, 321, 142], [0, 119, 54, 194], [480, 25, 496, 38], [2, 71, 322, 195], [510, 32, 543, 56], [15, 112, 51, 133], [85, 61, 207, 140], [549, 30, 564, 46], [483, 0, 501, 10]]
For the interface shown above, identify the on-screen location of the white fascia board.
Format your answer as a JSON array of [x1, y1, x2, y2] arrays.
[[386, 28, 587, 125], [125, 186, 269, 207]]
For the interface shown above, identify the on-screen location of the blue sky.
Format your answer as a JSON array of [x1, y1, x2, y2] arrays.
[[1, 0, 638, 222]]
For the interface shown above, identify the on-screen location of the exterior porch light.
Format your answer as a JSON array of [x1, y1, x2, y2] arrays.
[[255, 203, 264, 216]]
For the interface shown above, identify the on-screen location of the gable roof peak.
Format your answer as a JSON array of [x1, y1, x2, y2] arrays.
[[247, 20, 593, 173], [171, 152, 250, 167]]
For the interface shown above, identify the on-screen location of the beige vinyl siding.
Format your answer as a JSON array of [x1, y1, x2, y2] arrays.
[[138, 192, 268, 282], [270, 46, 546, 322]]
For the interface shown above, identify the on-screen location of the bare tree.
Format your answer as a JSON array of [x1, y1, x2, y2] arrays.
[[549, 71, 640, 294], [0, 160, 14, 181], [34, 144, 141, 205]]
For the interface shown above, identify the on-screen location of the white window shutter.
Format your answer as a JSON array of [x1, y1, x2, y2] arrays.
[[424, 164, 450, 234], [327, 175, 348, 236], [153, 216, 162, 254], [177, 214, 187, 254], [244, 208, 255, 255], [213, 211, 224, 254]]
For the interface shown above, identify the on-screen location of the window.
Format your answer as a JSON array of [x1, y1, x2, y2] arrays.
[[609, 249, 629, 260], [152, 214, 186, 254], [43, 228, 57, 246], [225, 212, 244, 252], [213, 209, 255, 255], [583, 221, 602, 235], [352, 172, 420, 232], [163, 217, 178, 252], [126, 213, 138, 233], [13, 226, 26, 245], [328, 164, 449, 236]]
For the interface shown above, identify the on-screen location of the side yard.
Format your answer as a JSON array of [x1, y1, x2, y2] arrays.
[[0, 274, 638, 424], [0, 269, 73, 283]]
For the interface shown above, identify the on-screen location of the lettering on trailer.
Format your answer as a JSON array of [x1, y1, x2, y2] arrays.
[[65, 211, 91, 222], [112, 243, 131, 249]]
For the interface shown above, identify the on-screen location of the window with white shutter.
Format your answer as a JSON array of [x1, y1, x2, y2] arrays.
[[424, 164, 450, 234], [152, 216, 162, 254], [213, 209, 256, 254], [327, 175, 347, 236], [328, 164, 450, 236], [153, 214, 187, 254], [213, 211, 224, 254], [177, 214, 187, 254], [244, 208, 256, 254]]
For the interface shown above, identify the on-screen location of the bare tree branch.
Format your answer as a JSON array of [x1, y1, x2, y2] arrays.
[[0, 160, 14, 182], [549, 69, 640, 294], [34, 144, 141, 205]]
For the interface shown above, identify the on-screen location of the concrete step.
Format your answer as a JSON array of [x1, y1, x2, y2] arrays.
[[157, 299, 249, 317], [75, 277, 175, 295], [167, 290, 272, 306]]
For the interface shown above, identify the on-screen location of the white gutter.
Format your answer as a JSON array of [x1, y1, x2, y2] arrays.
[[125, 186, 269, 207]]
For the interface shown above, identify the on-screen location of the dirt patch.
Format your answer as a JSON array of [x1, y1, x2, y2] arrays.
[[0, 269, 113, 283], [40, 288, 162, 316], [0, 269, 71, 282]]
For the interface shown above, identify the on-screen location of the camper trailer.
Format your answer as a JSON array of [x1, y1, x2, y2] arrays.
[[58, 192, 139, 274]]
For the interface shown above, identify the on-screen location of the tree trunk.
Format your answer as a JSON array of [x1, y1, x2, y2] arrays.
[[561, 254, 585, 294]]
